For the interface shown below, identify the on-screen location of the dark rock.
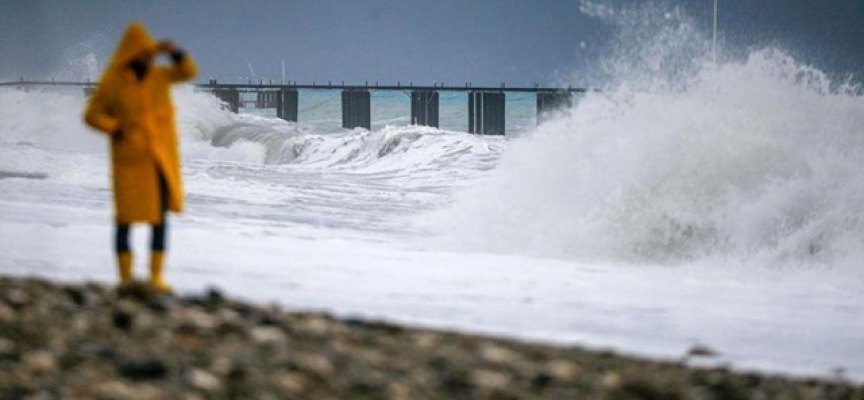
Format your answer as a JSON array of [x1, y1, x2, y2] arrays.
[[706, 376, 750, 400], [146, 296, 176, 313], [232, 303, 256, 319], [344, 316, 371, 329], [441, 368, 474, 395], [214, 320, 246, 336], [227, 365, 247, 382], [112, 308, 133, 331], [687, 344, 718, 358], [175, 323, 200, 336], [81, 342, 117, 360], [206, 287, 225, 304], [348, 381, 387, 397], [118, 357, 168, 380], [116, 282, 155, 301], [64, 287, 87, 306], [58, 350, 86, 370], [532, 372, 554, 389], [614, 380, 683, 400], [258, 311, 280, 326], [742, 372, 762, 388], [1, 386, 34, 400], [342, 317, 405, 336], [598, 349, 616, 359]]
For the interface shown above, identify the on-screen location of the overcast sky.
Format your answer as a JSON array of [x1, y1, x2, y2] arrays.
[[1, 0, 862, 86]]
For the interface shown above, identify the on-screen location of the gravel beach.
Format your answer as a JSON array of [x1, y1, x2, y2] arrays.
[[1, 276, 861, 399]]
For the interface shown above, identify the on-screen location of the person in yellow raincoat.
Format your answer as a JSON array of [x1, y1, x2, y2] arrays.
[[83, 22, 196, 293]]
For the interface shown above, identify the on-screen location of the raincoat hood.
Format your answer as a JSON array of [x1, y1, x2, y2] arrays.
[[109, 22, 158, 69]]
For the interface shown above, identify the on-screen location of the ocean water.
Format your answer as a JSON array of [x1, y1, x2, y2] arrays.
[[2, 2, 863, 381], [236, 88, 539, 135]]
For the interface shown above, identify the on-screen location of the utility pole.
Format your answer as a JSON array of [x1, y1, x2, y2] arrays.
[[712, 0, 718, 64]]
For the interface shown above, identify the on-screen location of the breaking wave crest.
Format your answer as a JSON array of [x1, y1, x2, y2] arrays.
[[430, 4, 864, 271]]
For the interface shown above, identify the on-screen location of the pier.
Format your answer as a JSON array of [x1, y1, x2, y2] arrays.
[[1, 79, 587, 135]]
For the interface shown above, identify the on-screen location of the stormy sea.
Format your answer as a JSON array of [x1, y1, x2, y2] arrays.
[[2, 4, 862, 381]]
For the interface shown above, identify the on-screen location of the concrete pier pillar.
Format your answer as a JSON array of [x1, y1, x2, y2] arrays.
[[341, 90, 371, 130], [410, 91, 439, 127], [468, 92, 505, 135], [276, 89, 298, 122], [536, 91, 572, 123], [213, 89, 240, 113], [258, 91, 280, 109]]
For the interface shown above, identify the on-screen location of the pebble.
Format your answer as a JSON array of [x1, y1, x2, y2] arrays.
[[479, 343, 517, 364], [187, 368, 222, 392], [71, 315, 91, 333], [95, 381, 134, 399], [0, 303, 15, 322], [209, 356, 235, 376], [182, 308, 218, 331], [23, 350, 56, 375], [296, 353, 335, 378], [356, 348, 387, 367], [412, 333, 440, 350], [277, 371, 307, 393], [250, 325, 287, 345], [0, 337, 16, 358], [22, 390, 55, 400], [299, 316, 331, 336], [471, 369, 511, 390], [217, 308, 242, 324], [174, 331, 204, 351], [545, 359, 583, 381], [387, 382, 411, 400], [4, 288, 29, 309], [602, 371, 622, 389]]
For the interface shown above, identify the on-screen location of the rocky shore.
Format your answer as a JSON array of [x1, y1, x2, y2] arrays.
[[1, 276, 861, 399]]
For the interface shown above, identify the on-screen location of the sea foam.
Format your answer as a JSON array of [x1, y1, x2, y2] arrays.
[[430, 3, 864, 271]]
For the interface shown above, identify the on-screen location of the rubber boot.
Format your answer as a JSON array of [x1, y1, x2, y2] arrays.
[[117, 252, 134, 288], [149, 251, 173, 294]]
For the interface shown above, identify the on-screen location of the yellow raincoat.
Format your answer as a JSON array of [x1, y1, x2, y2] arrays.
[[84, 22, 197, 224]]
